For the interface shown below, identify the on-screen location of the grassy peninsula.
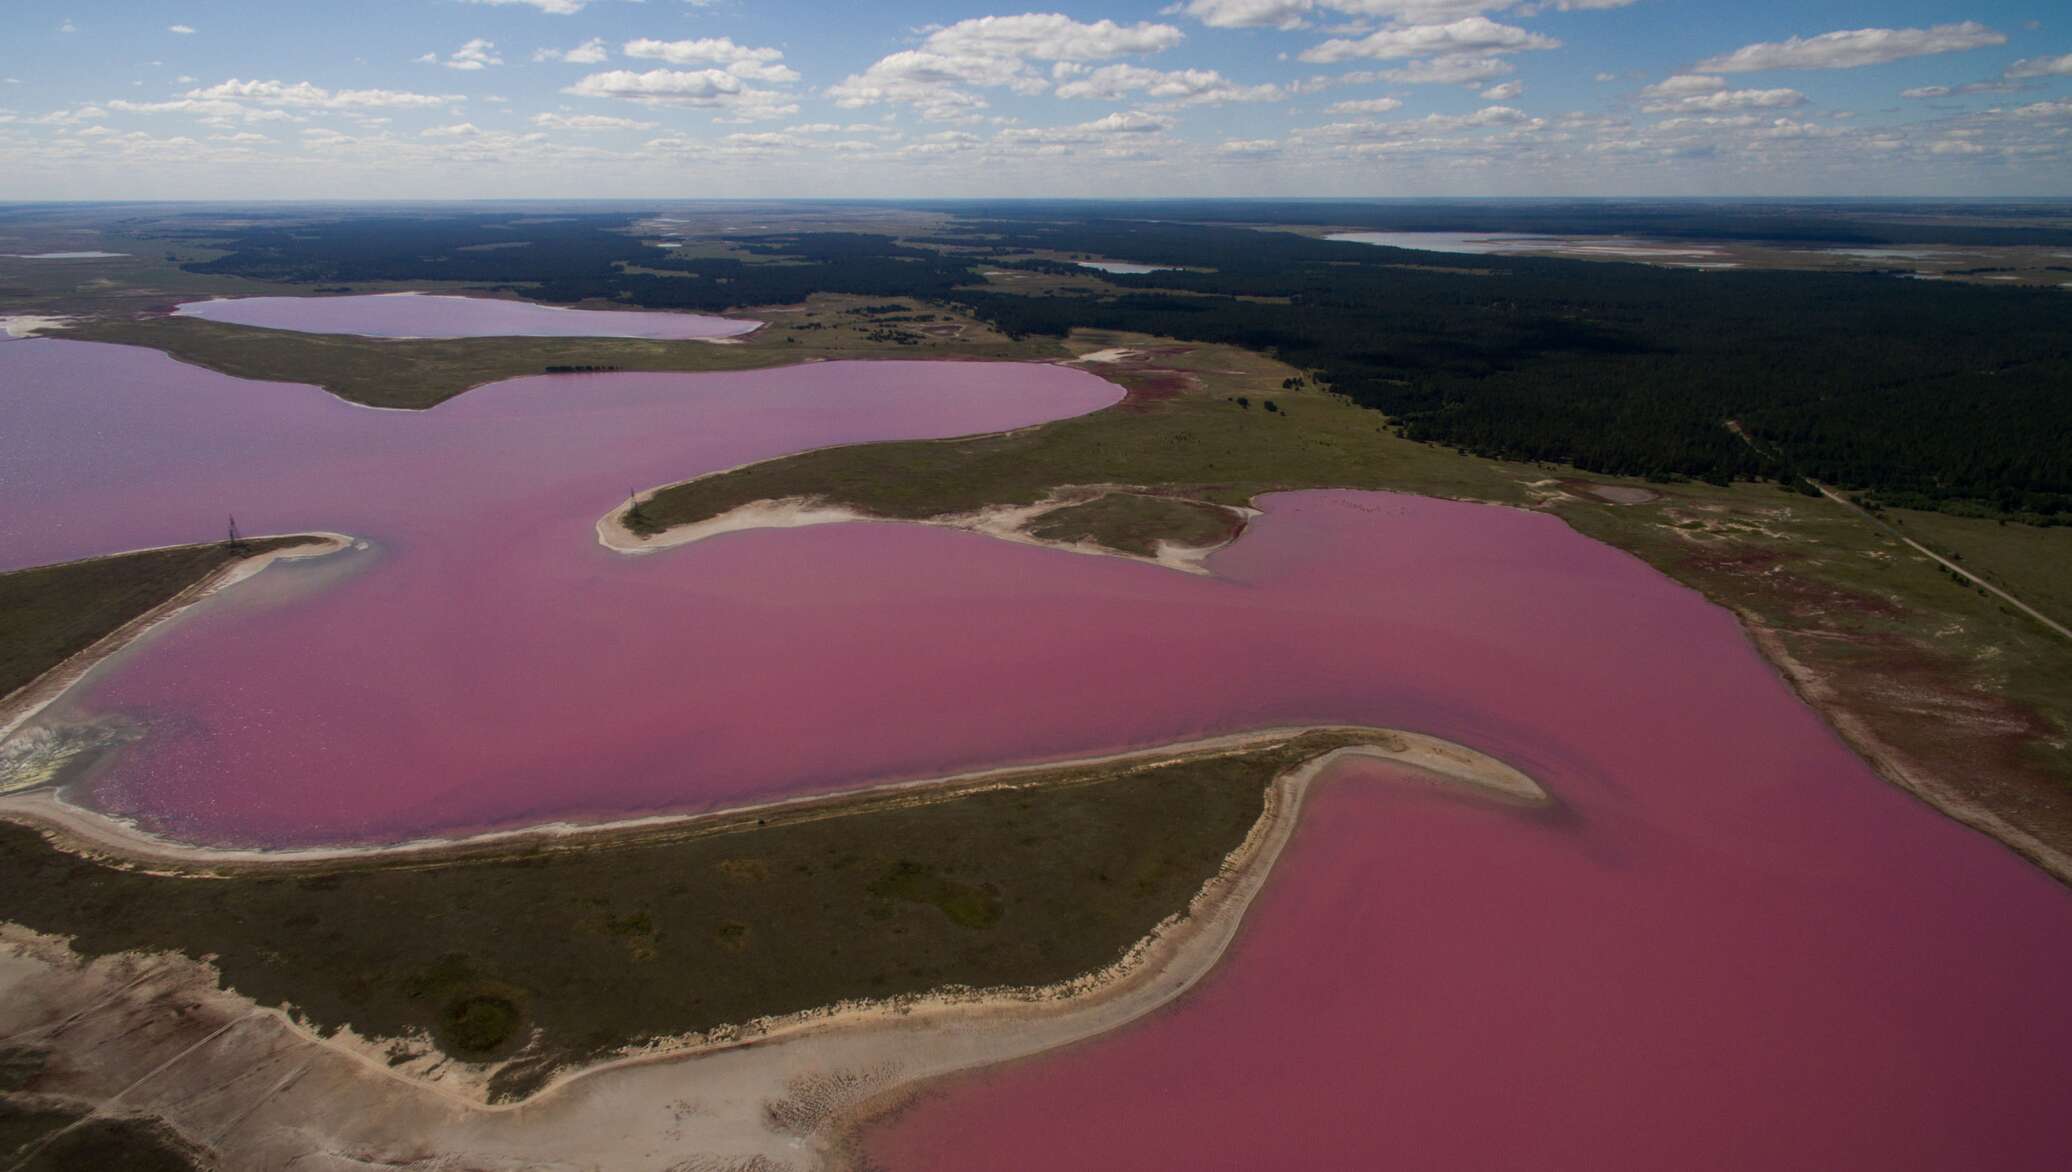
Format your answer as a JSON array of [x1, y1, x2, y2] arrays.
[[0, 731, 1371, 1102]]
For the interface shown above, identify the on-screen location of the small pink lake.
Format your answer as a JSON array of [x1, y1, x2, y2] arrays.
[[171, 292, 758, 339], [4, 336, 2070, 1168]]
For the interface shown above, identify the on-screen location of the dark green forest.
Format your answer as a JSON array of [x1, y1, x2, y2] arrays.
[[175, 207, 2072, 522]]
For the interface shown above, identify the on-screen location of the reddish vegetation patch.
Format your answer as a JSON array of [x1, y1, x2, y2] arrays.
[[1682, 549, 1904, 623], [1784, 628, 2072, 867], [1115, 369, 1192, 412]]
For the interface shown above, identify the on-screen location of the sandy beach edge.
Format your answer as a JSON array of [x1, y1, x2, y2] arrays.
[[0, 533, 356, 747], [0, 729, 1543, 1115]]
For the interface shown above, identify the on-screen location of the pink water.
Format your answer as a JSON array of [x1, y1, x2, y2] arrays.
[[172, 293, 758, 339], [5, 337, 2071, 1167], [868, 759, 2072, 1171]]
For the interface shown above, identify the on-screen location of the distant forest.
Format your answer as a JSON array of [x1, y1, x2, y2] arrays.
[[176, 207, 2072, 523]]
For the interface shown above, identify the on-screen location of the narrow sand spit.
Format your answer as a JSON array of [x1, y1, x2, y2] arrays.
[[596, 485, 1247, 577], [0, 314, 76, 339], [0, 534, 355, 749], [0, 731, 1544, 1171]]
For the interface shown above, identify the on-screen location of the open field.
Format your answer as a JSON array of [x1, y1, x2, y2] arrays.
[[1885, 508, 2072, 629]]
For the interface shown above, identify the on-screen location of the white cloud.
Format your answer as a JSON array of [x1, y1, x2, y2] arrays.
[[1378, 55, 1514, 84], [1327, 96, 1405, 113], [1217, 138, 1282, 159], [623, 37, 797, 83], [1481, 80, 1522, 100], [2004, 53, 2072, 80], [830, 13, 1184, 119], [533, 38, 608, 65], [1644, 87, 1805, 113], [168, 24, 196, 35], [564, 67, 797, 120], [532, 111, 657, 130], [1173, 0, 1314, 29], [463, 0, 588, 13], [185, 79, 461, 110], [441, 39, 503, 71], [925, 14, 1184, 61], [1303, 19, 1559, 64], [1641, 74, 1726, 98], [1900, 80, 2018, 99], [995, 110, 1175, 149], [566, 68, 741, 103], [1054, 64, 1281, 104], [1696, 23, 2004, 73]]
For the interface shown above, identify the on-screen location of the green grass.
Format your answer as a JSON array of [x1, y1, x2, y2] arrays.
[[634, 335, 1540, 538], [1026, 493, 1242, 556], [1886, 509, 2072, 629], [0, 732, 1362, 1101], [0, 538, 318, 701], [65, 294, 1048, 410]]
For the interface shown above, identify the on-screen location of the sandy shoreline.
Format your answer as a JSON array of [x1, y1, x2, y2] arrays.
[[598, 482, 1243, 577], [0, 723, 1529, 870], [0, 533, 355, 750], [0, 728, 1544, 1170]]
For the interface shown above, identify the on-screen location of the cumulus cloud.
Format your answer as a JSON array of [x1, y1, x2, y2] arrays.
[[1302, 18, 1559, 64], [1640, 74, 1726, 98], [994, 110, 1175, 151], [1378, 55, 1514, 84], [623, 37, 797, 83], [1644, 87, 1805, 113], [1327, 96, 1405, 113], [1172, 0, 1314, 29], [1217, 137, 1283, 157], [1480, 80, 1522, 100], [1695, 23, 2004, 73], [830, 13, 1184, 119], [438, 39, 503, 71], [1900, 81, 2017, 99], [2004, 53, 2072, 80], [186, 79, 461, 109], [463, 0, 588, 13], [1053, 64, 1281, 104], [531, 111, 656, 130], [533, 38, 608, 64], [565, 68, 741, 103], [925, 14, 1184, 61], [564, 67, 796, 120]]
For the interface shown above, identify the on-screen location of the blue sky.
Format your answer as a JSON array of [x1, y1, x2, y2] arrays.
[[2, 1, 2068, 197]]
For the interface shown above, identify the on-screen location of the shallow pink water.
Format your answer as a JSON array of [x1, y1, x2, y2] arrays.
[[172, 293, 757, 339], [869, 761, 2072, 1171], [5, 335, 2071, 1167]]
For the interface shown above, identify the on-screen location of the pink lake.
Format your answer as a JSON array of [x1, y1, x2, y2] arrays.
[[4, 335, 2071, 1168], [171, 292, 759, 339]]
